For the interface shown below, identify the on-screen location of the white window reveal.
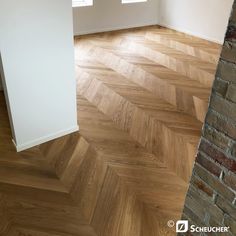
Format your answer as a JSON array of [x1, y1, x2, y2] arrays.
[[122, 0, 147, 4], [72, 0, 93, 7]]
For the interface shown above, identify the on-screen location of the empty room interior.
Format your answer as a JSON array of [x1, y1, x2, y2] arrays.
[[1, 0, 236, 235]]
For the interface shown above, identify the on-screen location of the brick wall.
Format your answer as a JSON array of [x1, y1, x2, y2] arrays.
[[180, 1, 236, 235]]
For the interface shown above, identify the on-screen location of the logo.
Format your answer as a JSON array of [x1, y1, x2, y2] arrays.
[[176, 220, 189, 233], [167, 220, 230, 233]]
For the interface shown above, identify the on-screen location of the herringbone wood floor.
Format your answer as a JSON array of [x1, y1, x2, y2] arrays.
[[0, 26, 220, 236]]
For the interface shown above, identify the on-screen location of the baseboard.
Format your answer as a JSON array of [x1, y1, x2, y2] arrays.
[[74, 21, 223, 44], [74, 21, 158, 36], [13, 125, 79, 152], [158, 22, 223, 45]]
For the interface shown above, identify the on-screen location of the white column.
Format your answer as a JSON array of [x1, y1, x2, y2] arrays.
[[0, 0, 78, 151]]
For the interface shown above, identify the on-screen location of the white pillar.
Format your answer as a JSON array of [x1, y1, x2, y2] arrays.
[[0, 0, 78, 151]]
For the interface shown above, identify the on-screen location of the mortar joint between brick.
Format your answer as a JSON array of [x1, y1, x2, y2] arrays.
[[204, 213, 210, 225], [220, 170, 225, 180], [222, 214, 227, 225], [233, 197, 236, 206], [213, 192, 218, 203]]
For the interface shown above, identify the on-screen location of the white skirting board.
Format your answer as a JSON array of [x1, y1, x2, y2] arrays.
[[74, 21, 157, 36], [158, 22, 223, 44], [13, 125, 79, 152], [74, 21, 223, 44]]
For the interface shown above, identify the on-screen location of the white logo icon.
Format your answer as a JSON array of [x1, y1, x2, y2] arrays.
[[176, 220, 189, 233]]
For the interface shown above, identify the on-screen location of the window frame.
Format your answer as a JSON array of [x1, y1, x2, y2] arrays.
[[72, 0, 93, 8], [121, 0, 147, 4]]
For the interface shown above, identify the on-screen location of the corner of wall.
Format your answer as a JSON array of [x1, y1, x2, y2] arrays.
[[157, 0, 233, 44]]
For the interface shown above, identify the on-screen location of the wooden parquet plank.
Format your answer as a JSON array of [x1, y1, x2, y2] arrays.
[[146, 27, 221, 64], [141, 205, 176, 236], [0, 194, 12, 235], [6, 224, 97, 236], [109, 34, 217, 87], [91, 167, 142, 236], [76, 65, 200, 182], [75, 39, 212, 122]]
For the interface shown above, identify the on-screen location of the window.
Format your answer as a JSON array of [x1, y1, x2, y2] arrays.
[[72, 0, 93, 7], [122, 0, 147, 4]]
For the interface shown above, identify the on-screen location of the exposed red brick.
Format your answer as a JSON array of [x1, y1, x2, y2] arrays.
[[216, 195, 236, 220], [224, 214, 236, 235], [226, 83, 236, 103], [196, 152, 222, 177], [231, 142, 236, 156], [211, 95, 236, 123], [199, 140, 236, 172], [195, 164, 235, 203], [206, 110, 236, 139], [221, 42, 236, 64], [216, 59, 236, 82], [203, 125, 230, 151], [213, 77, 228, 97], [224, 172, 236, 191], [192, 177, 214, 197]]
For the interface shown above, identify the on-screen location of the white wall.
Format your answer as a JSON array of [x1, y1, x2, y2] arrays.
[[73, 0, 233, 43], [73, 0, 159, 35], [158, 0, 234, 43], [0, 0, 78, 151]]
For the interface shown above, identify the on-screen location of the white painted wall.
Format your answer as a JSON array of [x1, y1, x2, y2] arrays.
[[73, 0, 233, 43], [158, 0, 234, 43], [73, 0, 159, 35], [0, 0, 78, 151]]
